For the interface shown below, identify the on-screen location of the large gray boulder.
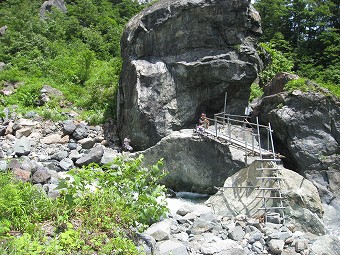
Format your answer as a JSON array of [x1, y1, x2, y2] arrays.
[[141, 129, 246, 194], [252, 87, 339, 174], [205, 161, 325, 235], [118, 0, 263, 150]]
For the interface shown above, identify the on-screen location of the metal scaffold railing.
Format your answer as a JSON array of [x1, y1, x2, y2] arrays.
[[195, 111, 285, 224]]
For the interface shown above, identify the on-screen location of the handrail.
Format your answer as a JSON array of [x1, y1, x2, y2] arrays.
[[197, 112, 278, 159]]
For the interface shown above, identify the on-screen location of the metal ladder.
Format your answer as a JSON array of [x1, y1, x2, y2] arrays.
[[255, 120, 285, 223], [256, 159, 285, 224]]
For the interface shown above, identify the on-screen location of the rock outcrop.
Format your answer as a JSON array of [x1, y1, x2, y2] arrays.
[[139, 197, 339, 255], [141, 129, 247, 194], [205, 161, 325, 235], [252, 87, 340, 204], [252, 75, 340, 173], [40, 0, 67, 18], [118, 0, 263, 150]]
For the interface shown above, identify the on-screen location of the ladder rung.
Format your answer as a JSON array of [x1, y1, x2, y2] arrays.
[[257, 187, 280, 190], [256, 158, 281, 162], [257, 206, 286, 210], [256, 177, 283, 179], [256, 168, 280, 170], [256, 196, 283, 199]]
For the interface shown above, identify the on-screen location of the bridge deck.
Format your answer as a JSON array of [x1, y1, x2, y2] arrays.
[[202, 128, 275, 157]]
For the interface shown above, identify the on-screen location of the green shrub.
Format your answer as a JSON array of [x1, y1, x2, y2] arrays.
[[249, 83, 264, 102], [0, 172, 55, 234], [259, 42, 294, 85], [284, 78, 309, 93]]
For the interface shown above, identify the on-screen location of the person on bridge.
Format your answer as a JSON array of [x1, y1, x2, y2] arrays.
[[196, 113, 209, 133]]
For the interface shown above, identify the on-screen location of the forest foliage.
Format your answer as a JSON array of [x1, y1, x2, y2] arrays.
[[0, 0, 338, 124], [254, 0, 339, 96], [0, 0, 146, 124]]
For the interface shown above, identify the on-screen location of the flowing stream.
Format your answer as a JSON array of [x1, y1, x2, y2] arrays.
[[322, 200, 340, 237]]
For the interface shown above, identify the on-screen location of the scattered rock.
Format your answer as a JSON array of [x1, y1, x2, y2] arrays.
[[62, 120, 76, 135], [59, 158, 74, 171], [41, 134, 69, 144], [268, 239, 285, 254], [0, 25, 7, 36], [145, 220, 171, 241], [75, 146, 104, 166], [32, 168, 51, 184], [12, 168, 31, 182], [157, 240, 188, 255], [72, 124, 88, 140], [14, 137, 31, 156]]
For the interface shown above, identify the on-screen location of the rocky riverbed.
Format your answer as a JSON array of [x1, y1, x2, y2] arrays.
[[143, 195, 339, 255], [1, 112, 339, 255]]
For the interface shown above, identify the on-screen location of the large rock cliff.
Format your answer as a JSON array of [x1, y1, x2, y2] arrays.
[[118, 0, 263, 150]]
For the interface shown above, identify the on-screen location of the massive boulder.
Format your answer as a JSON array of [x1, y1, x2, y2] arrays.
[[140, 129, 248, 194], [118, 0, 263, 150], [205, 160, 325, 235], [252, 75, 340, 174], [251, 74, 340, 216]]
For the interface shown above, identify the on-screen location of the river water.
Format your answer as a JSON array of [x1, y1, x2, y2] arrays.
[[323, 200, 340, 237]]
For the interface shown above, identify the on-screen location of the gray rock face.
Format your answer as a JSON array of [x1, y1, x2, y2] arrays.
[[40, 0, 67, 18], [252, 90, 340, 173], [141, 129, 246, 194], [205, 161, 325, 235], [118, 0, 263, 150]]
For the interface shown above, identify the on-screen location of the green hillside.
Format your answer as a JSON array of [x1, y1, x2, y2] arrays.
[[0, 0, 146, 124]]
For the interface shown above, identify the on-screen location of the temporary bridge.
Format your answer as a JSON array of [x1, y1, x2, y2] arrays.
[[196, 111, 285, 223]]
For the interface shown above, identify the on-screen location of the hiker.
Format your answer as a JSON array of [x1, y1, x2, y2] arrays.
[[196, 113, 209, 133], [199, 113, 209, 129], [122, 137, 133, 152]]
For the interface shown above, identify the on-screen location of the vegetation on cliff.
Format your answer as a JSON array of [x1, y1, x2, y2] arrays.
[[0, 156, 168, 254], [0, 0, 145, 124], [254, 0, 339, 97]]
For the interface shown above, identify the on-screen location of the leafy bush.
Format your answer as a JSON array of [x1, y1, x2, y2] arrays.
[[259, 42, 294, 85], [0, 172, 55, 234], [0, 0, 145, 123], [284, 78, 309, 93], [249, 83, 264, 102], [0, 155, 167, 254]]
